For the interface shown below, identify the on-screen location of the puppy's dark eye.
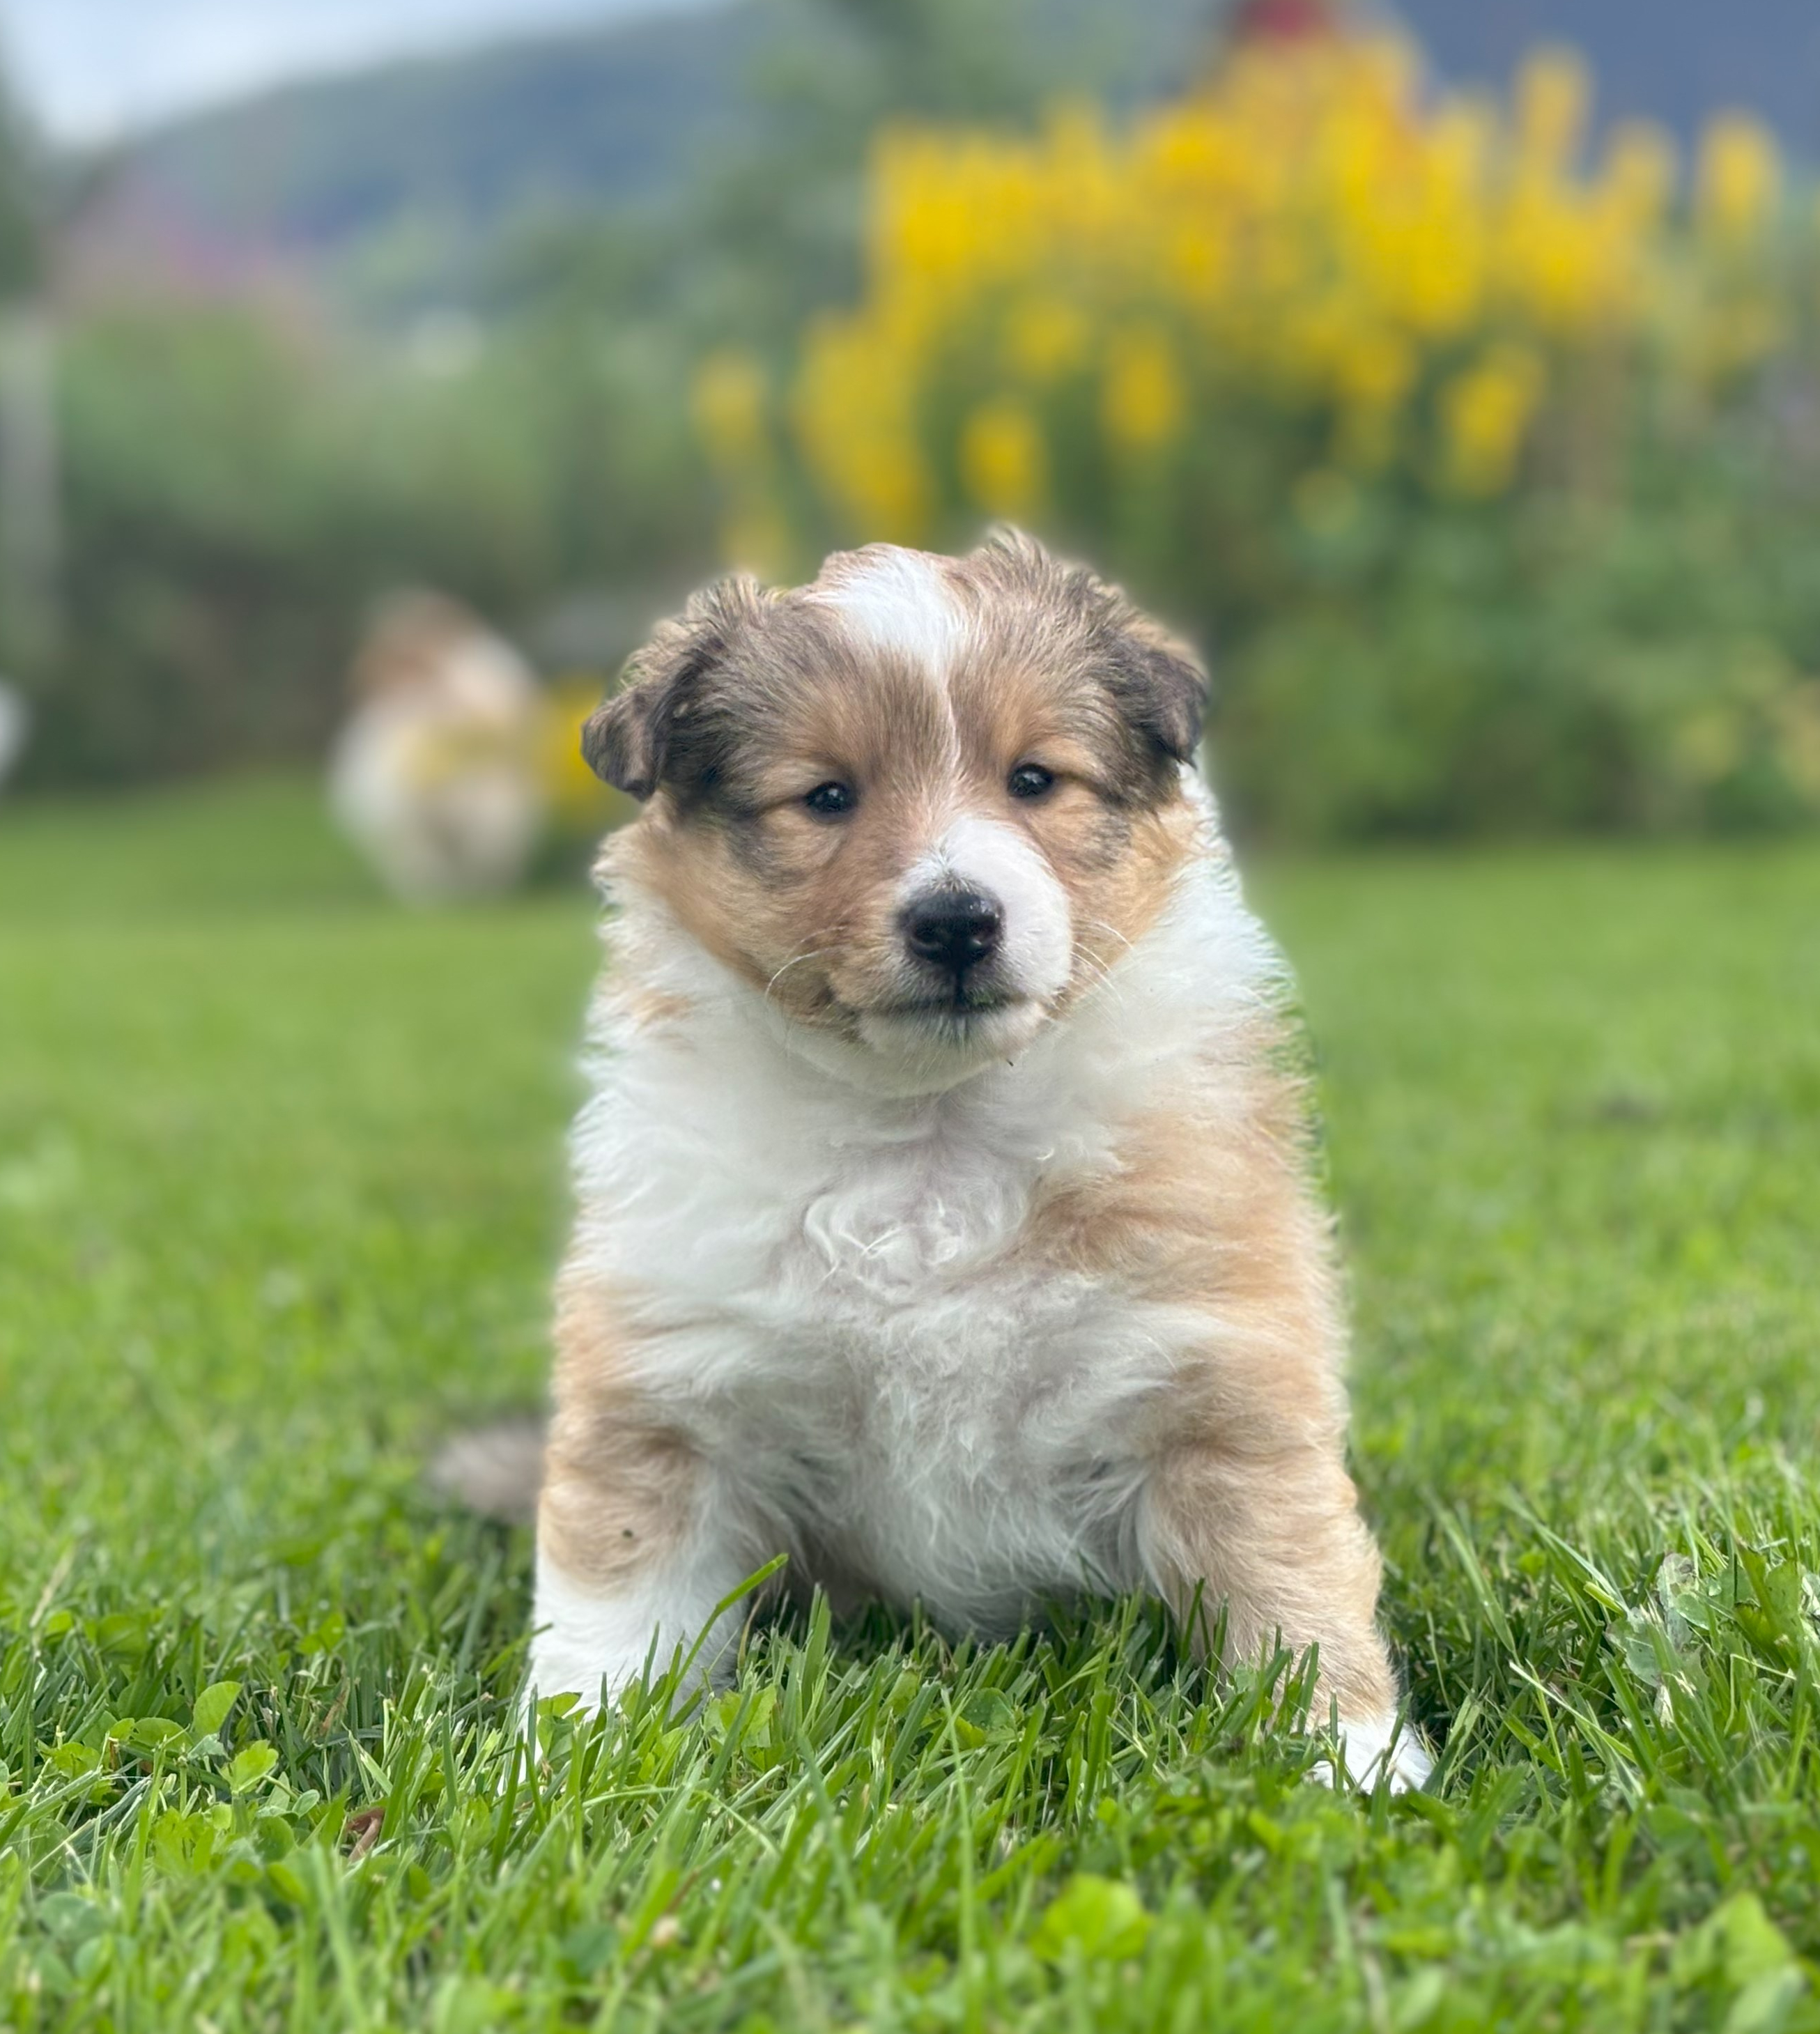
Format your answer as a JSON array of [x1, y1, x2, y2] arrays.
[[1008, 764, 1056, 800], [804, 782, 857, 817]]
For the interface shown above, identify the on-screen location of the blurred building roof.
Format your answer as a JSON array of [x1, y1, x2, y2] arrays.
[[1227, 0, 1345, 42], [54, 167, 314, 316]]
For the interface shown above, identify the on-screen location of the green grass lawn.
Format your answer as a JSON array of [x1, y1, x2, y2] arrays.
[[3, 779, 1819, 2031]]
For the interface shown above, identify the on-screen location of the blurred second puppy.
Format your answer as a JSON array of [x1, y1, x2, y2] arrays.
[[330, 591, 547, 904]]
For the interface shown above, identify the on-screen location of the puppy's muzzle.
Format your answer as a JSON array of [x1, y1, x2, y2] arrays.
[[901, 886, 1003, 984]]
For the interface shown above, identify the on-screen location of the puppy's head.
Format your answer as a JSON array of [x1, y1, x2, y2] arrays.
[[587, 530, 1207, 1093]]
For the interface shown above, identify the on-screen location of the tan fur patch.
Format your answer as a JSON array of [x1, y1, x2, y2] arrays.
[[1019, 1028, 1394, 1714], [617, 987, 695, 1033], [1145, 1444, 1394, 1715], [539, 1268, 698, 1587]]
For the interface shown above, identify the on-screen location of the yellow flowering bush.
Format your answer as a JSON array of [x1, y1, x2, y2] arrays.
[[704, 39, 1787, 549], [695, 31, 1820, 836]]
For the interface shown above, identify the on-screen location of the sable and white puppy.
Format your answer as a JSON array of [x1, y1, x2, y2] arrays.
[[533, 529, 1430, 1789]]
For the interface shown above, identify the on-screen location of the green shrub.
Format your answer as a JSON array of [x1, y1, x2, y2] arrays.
[[1217, 459, 1820, 839], [22, 306, 713, 787]]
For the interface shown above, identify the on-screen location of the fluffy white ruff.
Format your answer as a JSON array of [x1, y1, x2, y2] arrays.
[[554, 792, 1270, 1612]]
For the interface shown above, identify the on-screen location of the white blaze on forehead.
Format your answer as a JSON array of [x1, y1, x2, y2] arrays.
[[814, 548, 967, 680], [907, 812, 1073, 1004]]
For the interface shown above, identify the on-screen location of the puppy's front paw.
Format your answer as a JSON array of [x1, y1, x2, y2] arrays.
[[524, 1557, 742, 1734], [1311, 1707, 1433, 1793], [523, 1562, 670, 1727]]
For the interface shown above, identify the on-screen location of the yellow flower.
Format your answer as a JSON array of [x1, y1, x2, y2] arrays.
[[791, 318, 932, 541], [960, 397, 1049, 518], [1601, 121, 1677, 228], [541, 677, 631, 833], [1334, 327, 1415, 410], [1005, 298, 1092, 383], [1102, 327, 1184, 454], [1515, 47, 1589, 170], [1334, 328, 1415, 468], [1439, 344, 1545, 496], [1697, 114, 1781, 246]]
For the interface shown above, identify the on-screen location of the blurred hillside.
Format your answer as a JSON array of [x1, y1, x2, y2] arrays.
[[68, 6, 771, 318], [70, 0, 1212, 323], [62, 0, 1820, 326]]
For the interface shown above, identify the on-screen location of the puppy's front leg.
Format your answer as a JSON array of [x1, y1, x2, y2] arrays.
[[1139, 1431, 1431, 1791], [531, 1404, 763, 1712]]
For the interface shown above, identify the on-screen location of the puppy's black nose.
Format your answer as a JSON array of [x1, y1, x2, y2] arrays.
[[903, 890, 1003, 975]]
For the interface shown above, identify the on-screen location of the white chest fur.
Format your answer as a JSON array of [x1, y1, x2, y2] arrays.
[[566, 842, 1278, 1628]]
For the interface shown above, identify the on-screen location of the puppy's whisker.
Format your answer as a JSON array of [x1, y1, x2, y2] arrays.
[[764, 946, 839, 1004], [1072, 946, 1126, 1008], [1081, 917, 1136, 955]]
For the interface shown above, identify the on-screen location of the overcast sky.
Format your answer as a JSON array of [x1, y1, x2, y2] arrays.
[[0, 0, 699, 141]]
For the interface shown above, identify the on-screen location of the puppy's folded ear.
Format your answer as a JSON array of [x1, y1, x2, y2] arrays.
[[1110, 615, 1208, 766], [582, 574, 764, 799]]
